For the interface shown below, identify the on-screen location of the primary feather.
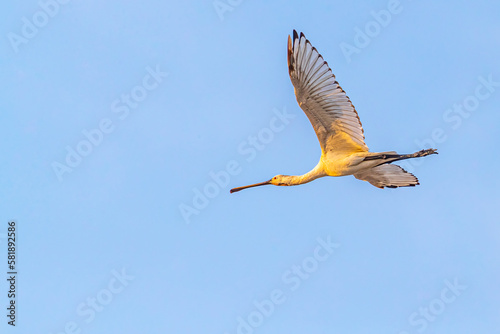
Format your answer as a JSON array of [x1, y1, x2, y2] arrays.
[[288, 30, 368, 154]]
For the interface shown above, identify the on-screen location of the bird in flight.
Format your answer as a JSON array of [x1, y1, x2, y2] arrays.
[[230, 30, 437, 193]]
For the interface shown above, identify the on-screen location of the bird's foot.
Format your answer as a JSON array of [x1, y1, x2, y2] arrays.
[[416, 148, 438, 157]]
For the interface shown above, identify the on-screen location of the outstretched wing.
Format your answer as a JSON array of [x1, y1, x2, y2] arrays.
[[288, 30, 368, 154], [353, 164, 419, 188]]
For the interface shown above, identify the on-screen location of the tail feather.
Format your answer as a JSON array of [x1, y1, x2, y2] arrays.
[[353, 164, 419, 188]]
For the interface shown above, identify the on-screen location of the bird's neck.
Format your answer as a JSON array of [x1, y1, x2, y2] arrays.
[[288, 161, 327, 185]]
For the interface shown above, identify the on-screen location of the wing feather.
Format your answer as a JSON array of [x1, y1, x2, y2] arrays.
[[288, 30, 368, 153], [353, 164, 419, 188]]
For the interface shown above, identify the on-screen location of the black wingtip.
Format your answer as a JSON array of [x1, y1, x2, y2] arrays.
[[293, 30, 298, 42]]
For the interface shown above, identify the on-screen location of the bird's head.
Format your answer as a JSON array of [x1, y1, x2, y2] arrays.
[[270, 175, 292, 186], [230, 175, 291, 193]]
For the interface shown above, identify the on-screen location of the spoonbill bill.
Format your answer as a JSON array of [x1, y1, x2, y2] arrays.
[[230, 30, 437, 193]]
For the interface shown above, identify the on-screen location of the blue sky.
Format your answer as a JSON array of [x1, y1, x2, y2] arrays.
[[1, 0, 500, 333]]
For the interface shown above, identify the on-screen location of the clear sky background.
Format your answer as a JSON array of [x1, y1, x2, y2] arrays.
[[1, 0, 499, 333]]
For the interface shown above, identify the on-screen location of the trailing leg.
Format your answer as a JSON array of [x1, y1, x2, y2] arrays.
[[363, 148, 438, 162]]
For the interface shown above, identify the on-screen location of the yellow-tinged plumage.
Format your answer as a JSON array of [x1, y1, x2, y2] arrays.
[[230, 30, 437, 193]]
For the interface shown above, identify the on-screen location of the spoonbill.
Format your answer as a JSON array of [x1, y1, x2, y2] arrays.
[[230, 30, 437, 193]]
